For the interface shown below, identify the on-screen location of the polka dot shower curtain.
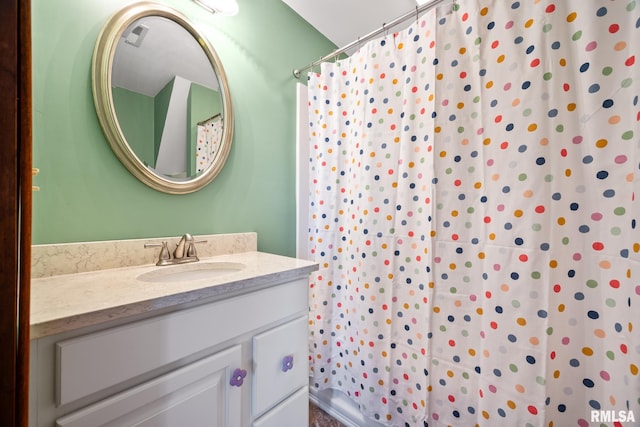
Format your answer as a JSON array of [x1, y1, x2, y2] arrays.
[[306, 1, 640, 426]]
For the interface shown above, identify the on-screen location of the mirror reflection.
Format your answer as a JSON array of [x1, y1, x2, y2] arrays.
[[92, 2, 233, 194], [112, 16, 223, 180]]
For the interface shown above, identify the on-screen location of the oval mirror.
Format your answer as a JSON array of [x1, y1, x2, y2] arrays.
[[92, 1, 233, 194]]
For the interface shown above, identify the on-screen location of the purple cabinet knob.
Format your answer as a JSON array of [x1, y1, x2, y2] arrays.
[[281, 355, 294, 372], [230, 368, 247, 387]]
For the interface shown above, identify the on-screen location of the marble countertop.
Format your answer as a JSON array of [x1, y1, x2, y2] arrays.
[[31, 251, 318, 339]]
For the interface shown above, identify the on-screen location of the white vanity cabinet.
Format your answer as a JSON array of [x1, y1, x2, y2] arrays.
[[55, 345, 244, 427], [30, 277, 310, 427]]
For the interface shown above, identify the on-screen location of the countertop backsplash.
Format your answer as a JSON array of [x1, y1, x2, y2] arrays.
[[31, 232, 258, 279]]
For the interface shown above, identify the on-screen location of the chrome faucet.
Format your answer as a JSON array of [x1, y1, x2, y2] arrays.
[[145, 234, 207, 266]]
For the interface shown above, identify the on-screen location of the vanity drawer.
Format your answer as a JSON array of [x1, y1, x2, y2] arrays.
[[252, 315, 308, 416], [56, 278, 307, 406]]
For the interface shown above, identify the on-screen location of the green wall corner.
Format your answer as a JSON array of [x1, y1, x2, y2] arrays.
[[31, 0, 335, 256]]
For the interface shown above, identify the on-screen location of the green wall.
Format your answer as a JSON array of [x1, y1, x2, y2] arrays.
[[31, 0, 335, 256], [112, 87, 155, 167]]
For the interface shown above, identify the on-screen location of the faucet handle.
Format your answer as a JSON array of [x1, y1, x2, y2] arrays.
[[187, 239, 208, 257], [145, 241, 171, 265]]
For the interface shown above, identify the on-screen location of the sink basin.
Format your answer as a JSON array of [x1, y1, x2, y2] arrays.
[[137, 262, 246, 283]]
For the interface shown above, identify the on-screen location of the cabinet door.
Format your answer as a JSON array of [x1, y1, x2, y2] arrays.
[[253, 316, 308, 416], [252, 387, 308, 427], [55, 345, 245, 427]]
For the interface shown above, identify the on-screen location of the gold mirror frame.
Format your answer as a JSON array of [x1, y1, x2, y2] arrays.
[[92, 1, 233, 194]]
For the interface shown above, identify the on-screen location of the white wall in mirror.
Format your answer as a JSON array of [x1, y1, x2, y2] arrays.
[[155, 76, 190, 177]]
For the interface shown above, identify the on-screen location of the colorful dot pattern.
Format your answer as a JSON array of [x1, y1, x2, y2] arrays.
[[196, 116, 223, 173], [306, 1, 640, 425]]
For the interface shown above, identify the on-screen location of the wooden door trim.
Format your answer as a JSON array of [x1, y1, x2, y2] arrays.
[[18, 0, 33, 425], [0, 0, 32, 425]]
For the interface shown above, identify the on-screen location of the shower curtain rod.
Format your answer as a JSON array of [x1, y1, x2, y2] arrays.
[[197, 112, 221, 126], [292, 0, 453, 78]]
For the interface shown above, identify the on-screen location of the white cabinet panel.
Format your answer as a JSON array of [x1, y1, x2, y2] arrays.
[[56, 345, 243, 427], [56, 278, 307, 406], [32, 277, 311, 427], [253, 316, 308, 416], [252, 387, 309, 427]]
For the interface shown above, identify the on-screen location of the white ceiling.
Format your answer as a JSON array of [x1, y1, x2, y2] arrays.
[[112, 16, 218, 97], [281, 0, 421, 49], [111, 2, 423, 94]]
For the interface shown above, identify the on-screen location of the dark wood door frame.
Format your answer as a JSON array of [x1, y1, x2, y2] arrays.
[[1, 0, 32, 426]]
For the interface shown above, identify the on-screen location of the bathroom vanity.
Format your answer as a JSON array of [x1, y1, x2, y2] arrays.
[[29, 233, 318, 427]]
